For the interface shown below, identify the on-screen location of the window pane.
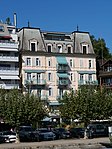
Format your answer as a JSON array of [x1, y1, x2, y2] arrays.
[[83, 46, 86, 54], [48, 45, 51, 52], [31, 43, 35, 51]]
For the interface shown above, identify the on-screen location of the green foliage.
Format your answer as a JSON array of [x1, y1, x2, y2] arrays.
[[90, 35, 112, 59], [0, 89, 48, 127], [60, 86, 112, 127]]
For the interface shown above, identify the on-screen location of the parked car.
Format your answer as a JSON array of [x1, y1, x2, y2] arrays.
[[0, 131, 16, 143], [53, 128, 71, 139], [69, 127, 85, 138], [36, 128, 56, 141], [18, 126, 39, 142], [87, 123, 108, 138]]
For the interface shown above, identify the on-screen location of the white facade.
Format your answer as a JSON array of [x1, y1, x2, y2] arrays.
[[0, 23, 19, 89], [18, 28, 97, 109]]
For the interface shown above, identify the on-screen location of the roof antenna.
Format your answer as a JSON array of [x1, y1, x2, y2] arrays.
[[77, 25, 79, 31], [28, 20, 30, 28]]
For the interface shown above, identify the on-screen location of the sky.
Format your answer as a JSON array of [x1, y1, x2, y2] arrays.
[[0, 0, 112, 52]]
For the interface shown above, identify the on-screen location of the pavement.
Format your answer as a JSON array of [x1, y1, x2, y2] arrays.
[[0, 137, 110, 149]]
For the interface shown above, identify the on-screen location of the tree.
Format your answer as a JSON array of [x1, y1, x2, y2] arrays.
[[90, 35, 112, 59], [59, 86, 112, 127], [0, 89, 48, 128]]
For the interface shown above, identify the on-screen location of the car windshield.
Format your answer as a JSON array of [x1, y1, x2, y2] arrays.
[[24, 127, 33, 131], [39, 129, 51, 133], [3, 131, 16, 135]]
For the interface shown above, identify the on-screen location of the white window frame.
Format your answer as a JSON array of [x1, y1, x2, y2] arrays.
[[36, 58, 40, 66], [88, 74, 92, 82], [48, 59, 51, 67], [67, 45, 72, 53], [48, 88, 52, 96], [81, 43, 88, 54], [57, 44, 62, 53], [80, 74, 84, 81], [70, 73, 73, 81], [27, 73, 31, 80], [70, 59, 73, 67], [48, 72, 51, 81], [47, 44, 52, 53], [26, 58, 31, 66], [30, 39, 38, 51], [89, 60, 92, 69], [80, 59, 83, 68]]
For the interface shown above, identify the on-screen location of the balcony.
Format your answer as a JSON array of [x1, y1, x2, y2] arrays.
[[0, 83, 19, 89], [78, 80, 98, 85], [57, 65, 68, 72], [0, 42, 18, 49], [99, 70, 112, 77], [57, 79, 69, 86], [41, 95, 48, 101], [0, 55, 18, 62], [0, 67, 19, 75], [25, 79, 46, 86]]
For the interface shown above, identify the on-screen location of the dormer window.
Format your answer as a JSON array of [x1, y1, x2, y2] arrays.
[[29, 39, 38, 51], [31, 43, 36, 51], [83, 46, 87, 54], [68, 46, 71, 53], [48, 45, 52, 52], [57, 45, 62, 53], [81, 42, 88, 54]]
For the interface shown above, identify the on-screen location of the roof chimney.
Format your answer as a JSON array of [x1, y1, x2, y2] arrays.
[[13, 13, 17, 27]]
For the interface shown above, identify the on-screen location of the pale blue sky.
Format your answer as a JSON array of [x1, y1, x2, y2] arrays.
[[0, 0, 112, 52]]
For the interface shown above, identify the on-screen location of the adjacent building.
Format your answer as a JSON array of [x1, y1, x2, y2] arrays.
[[97, 59, 112, 89], [0, 22, 19, 90], [18, 27, 97, 114]]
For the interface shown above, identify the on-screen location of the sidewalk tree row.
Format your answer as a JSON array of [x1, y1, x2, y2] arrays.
[[0, 89, 48, 129], [59, 86, 112, 127]]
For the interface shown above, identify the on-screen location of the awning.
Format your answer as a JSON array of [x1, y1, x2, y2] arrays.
[[0, 76, 19, 80], [42, 117, 52, 122], [24, 70, 45, 73], [49, 101, 60, 106], [0, 35, 12, 39], [56, 56, 68, 65], [77, 71, 96, 74], [57, 73, 69, 78]]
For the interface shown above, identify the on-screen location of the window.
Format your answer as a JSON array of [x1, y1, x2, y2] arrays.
[[48, 73, 51, 81], [58, 45, 62, 53], [37, 73, 41, 83], [88, 74, 92, 82], [26, 58, 31, 66], [70, 59, 73, 67], [59, 89, 63, 98], [27, 73, 31, 80], [48, 45, 52, 53], [68, 47, 71, 53], [80, 74, 84, 81], [48, 59, 51, 67], [0, 26, 4, 32], [36, 58, 40, 66], [83, 46, 87, 54], [80, 59, 83, 68], [48, 88, 52, 96], [37, 89, 41, 98], [89, 60, 92, 68], [70, 73, 73, 81], [31, 43, 36, 51]]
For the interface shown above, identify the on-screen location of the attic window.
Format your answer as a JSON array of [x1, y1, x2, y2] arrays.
[[83, 46, 87, 54], [0, 26, 4, 32], [30, 40, 38, 51]]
